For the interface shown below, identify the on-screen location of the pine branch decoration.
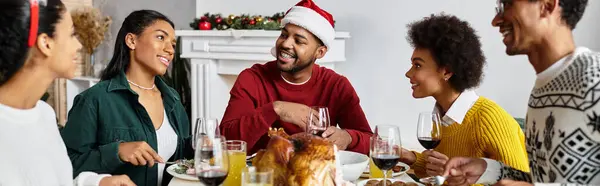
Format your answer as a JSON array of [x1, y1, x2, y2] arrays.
[[190, 12, 306, 31]]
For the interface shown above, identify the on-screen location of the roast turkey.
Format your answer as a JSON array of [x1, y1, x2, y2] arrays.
[[252, 128, 351, 186]]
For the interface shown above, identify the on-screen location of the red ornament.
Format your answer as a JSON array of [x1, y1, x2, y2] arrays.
[[200, 16, 208, 21], [199, 21, 212, 30], [215, 17, 222, 24], [249, 20, 256, 25]]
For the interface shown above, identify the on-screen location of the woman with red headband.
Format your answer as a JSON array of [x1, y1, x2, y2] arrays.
[[0, 0, 134, 185]]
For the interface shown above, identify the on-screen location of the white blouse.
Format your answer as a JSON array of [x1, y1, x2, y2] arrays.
[[156, 110, 178, 185]]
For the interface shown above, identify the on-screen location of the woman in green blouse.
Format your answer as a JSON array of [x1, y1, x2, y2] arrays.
[[60, 10, 191, 186]]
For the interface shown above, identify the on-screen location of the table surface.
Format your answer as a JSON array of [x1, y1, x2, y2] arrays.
[[168, 156, 419, 186], [168, 172, 420, 186]]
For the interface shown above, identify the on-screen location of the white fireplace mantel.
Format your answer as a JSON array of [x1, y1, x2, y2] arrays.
[[176, 29, 351, 121]]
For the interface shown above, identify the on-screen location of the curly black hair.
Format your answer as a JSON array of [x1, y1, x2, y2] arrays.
[[0, 0, 65, 86], [406, 13, 485, 92], [557, 0, 588, 29]]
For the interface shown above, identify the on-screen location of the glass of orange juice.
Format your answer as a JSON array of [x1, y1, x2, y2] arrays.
[[242, 166, 273, 186], [223, 140, 247, 186]]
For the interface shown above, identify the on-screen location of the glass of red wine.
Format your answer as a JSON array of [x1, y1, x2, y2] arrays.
[[370, 125, 402, 186], [307, 106, 330, 137], [194, 135, 229, 186], [193, 118, 221, 150], [417, 112, 442, 150]]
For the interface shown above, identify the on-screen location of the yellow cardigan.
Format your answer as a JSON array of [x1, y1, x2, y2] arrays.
[[411, 97, 530, 178]]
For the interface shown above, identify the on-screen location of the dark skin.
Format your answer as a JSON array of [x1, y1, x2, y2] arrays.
[[118, 20, 177, 167], [272, 24, 353, 150], [492, 0, 575, 74], [275, 24, 326, 83], [444, 0, 577, 185], [402, 48, 457, 176]]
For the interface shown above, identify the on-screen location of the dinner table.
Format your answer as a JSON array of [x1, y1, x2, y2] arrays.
[[168, 167, 422, 186]]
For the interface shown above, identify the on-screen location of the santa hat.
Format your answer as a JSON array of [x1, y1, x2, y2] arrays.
[[281, 0, 335, 48]]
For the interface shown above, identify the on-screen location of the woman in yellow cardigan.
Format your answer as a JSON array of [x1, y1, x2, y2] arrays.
[[401, 13, 529, 178]]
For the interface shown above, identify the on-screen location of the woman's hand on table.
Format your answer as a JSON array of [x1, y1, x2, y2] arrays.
[[423, 150, 448, 176]]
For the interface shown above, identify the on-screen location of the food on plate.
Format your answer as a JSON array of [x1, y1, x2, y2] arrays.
[[392, 165, 406, 173], [364, 164, 407, 174], [172, 159, 195, 175], [366, 179, 389, 186], [252, 128, 343, 186], [396, 182, 418, 186], [364, 180, 418, 186]]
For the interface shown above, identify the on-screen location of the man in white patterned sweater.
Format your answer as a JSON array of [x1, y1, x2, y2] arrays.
[[442, 0, 599, 186]]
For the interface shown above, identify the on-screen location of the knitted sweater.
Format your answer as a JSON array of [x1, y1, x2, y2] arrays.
[[412, 97, 530, 178], [478, 47, 600, 185]]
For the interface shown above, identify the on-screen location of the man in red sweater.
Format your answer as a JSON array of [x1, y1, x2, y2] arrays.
[[220, 0, 373, 155]]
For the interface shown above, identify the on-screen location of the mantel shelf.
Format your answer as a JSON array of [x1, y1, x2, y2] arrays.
[[176, 29, 350, 38], [177, 29, 350, 76]]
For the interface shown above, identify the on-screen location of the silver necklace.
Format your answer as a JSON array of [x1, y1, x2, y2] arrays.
[[127, 79, 156, 90]]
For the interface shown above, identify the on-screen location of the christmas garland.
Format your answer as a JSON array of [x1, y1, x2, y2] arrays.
[[189, 12, 336, 31], [189, 12, 285, 30]]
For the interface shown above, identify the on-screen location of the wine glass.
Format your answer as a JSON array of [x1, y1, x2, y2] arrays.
[[416, 112, 442, 150], [370, 125, 402, 186], [195, 135, 229, 186], [193, 118, 221, 150], [307, 106, 330, 137]]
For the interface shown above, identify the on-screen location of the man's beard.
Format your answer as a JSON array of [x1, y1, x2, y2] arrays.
[[504, 34, 531, 56], [280, 57, 315, 73], [276, 46, 317, 74], [505, 45, 529, 56]]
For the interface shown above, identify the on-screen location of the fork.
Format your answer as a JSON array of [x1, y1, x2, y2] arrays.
[[419, 175, 447, 186], [162, 160, 184, 165]]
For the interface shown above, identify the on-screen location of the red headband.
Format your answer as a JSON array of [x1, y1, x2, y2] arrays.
[[28, 0, 39, 47]]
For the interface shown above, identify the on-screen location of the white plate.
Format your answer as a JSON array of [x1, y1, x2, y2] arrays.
[[166, 164, 198, 181], [360, 162, 410, 178], [356, 178, 423, 186]]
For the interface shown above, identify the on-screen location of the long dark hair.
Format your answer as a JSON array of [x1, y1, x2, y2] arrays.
[[0, 0, 66, 86], [101, 10, 174, 81]]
